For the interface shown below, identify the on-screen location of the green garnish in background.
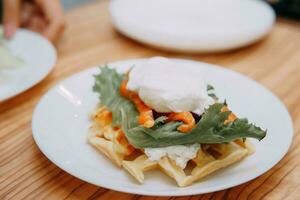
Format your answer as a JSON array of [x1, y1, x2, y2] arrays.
[[0, 30, 24, 69], [93, 66, 266, 148]]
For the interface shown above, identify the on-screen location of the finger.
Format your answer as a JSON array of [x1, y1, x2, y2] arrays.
[[20, 2, 36, 27], [35, 0, 65, 43], [26, 15, 47, 33], [3, 0, 21, 38]]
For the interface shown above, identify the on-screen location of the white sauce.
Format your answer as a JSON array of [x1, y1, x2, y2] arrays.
[[145, 144, 200, 169], [127, 57, 213, 115]]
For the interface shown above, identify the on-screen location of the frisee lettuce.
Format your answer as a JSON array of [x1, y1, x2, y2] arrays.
[[93, 66, 266, 148]]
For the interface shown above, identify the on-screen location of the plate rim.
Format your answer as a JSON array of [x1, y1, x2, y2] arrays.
[[32, 58, 293, 196]]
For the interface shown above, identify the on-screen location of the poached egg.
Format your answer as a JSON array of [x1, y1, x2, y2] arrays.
[[127, 57, 213, 115], [127, 57, 213, 168]]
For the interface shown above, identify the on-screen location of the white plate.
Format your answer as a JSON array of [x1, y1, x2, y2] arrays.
[[32, 58, 293, 196], [110, 0, 275, 53], [0, 27, 56, 101]]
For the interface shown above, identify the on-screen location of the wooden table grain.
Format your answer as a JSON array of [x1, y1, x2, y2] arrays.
[[1, 1, 300, 199]]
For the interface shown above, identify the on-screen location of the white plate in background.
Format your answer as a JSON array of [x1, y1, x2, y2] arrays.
[[110, 0, 275, 53], [0, 27, 56, 101], [32, 58, 293, 196]]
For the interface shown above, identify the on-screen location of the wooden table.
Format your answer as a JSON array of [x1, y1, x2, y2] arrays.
[[1, 1, 300, 199]]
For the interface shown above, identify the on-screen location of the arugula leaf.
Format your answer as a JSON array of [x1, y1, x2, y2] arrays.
[[93, 66, 267, 148], [125, 103, 266, 148], [93, 67, 138, 127]]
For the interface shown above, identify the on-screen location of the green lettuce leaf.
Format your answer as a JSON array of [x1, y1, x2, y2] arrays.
[[93, 66, 267, 148], [93, 67, 138, 127]]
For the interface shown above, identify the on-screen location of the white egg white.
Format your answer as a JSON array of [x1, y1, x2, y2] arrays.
[[127, 57, 213, 115]]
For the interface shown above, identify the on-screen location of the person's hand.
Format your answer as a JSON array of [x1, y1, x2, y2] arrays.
[[3, 0, 65, 43]]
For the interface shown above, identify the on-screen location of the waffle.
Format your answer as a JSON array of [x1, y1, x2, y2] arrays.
[[87, 107, 255, 187]]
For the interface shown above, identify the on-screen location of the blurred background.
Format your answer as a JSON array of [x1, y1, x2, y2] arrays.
[[62, 0, 300, 19], [62, 0, 96, 10]]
